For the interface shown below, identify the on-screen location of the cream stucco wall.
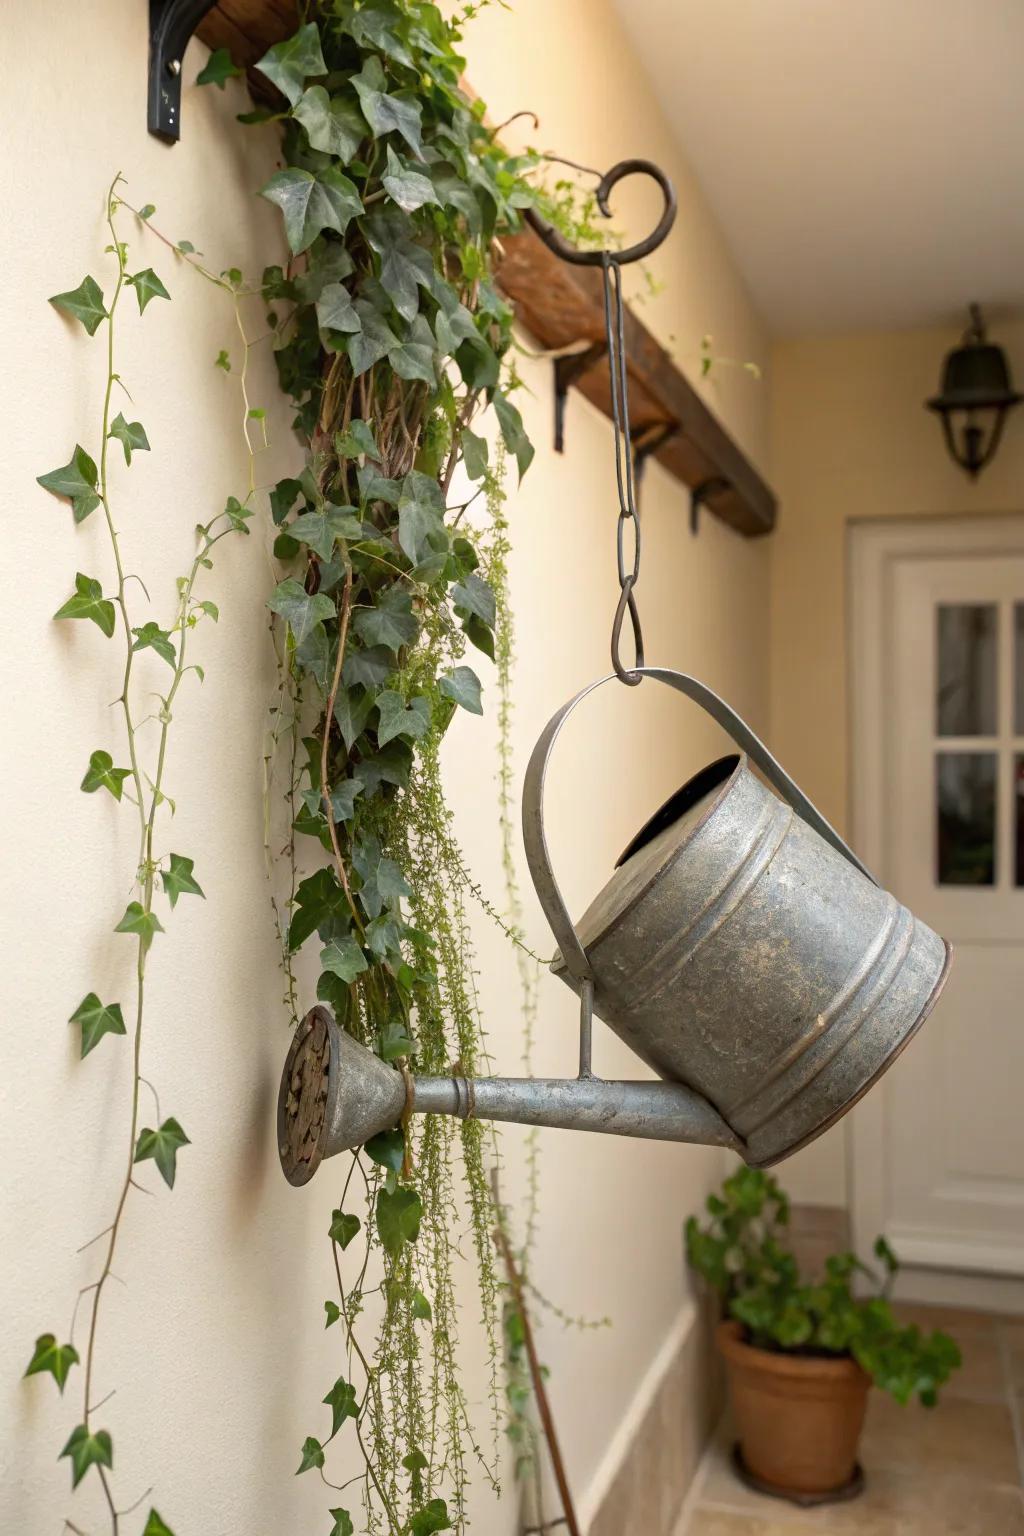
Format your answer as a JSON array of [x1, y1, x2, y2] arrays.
[[769, 322, 1024, 1207], [0, 2, 771, 1531]]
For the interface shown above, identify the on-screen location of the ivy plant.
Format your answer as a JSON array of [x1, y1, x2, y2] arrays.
[[29, 174, 265, 1535], [215, 1, 608, 1528], [686, 1167, 962, 1406]]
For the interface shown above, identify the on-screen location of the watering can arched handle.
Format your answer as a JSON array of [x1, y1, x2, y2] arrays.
[[522, 667, 877, 986]]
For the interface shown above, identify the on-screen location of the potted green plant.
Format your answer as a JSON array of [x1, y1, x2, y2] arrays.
[[686, 1167, 962, 1505]]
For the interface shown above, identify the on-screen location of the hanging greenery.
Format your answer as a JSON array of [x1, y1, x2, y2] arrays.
[[230, 4, 603, 1531]]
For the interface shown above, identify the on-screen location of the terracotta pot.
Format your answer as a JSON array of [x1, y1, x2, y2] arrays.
[[716, 1319, 870, 1498]]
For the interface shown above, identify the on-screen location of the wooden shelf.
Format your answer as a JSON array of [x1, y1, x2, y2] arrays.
[[195, 2, 777, 537]]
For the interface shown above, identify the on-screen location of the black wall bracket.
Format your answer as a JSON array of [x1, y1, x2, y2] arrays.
[[690, 475, 731, 537], [148, 0, 219, 142], [553, 342, 608, 453]]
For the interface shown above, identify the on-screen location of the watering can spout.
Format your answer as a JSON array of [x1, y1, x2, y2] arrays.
[[278, 1008, 744, 1185]]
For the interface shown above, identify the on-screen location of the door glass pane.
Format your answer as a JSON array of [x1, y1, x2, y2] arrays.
[[936, 752, 996, 885], [1017, 755, 1024, 887], [1016, 604, 1024, 735], [937, 604, 997, 736]]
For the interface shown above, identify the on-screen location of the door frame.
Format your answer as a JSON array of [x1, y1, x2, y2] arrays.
[[847, 512, 1024, 1309]]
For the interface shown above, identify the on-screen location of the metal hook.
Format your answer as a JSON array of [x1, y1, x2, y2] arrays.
[[525, 158, 678, 268]]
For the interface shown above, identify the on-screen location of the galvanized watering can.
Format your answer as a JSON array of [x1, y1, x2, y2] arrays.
[[279, 668, 951, 1184]]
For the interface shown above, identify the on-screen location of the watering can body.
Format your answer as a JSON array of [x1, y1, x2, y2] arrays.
[[523, 668, 951, 1168]]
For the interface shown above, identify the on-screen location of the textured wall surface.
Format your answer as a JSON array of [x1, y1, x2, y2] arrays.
[[0, 2, 771, 1530]]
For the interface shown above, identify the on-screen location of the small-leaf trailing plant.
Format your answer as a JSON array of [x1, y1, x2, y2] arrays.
[[686, 1167, 962, 1406], [30, 176, 266, 1535], [216, 3, 608, 1532]]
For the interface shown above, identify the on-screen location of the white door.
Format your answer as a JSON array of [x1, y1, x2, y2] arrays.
[[850, 517, 1024, 1307]]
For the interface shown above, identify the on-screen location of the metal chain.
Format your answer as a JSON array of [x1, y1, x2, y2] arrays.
[[602, 253, 644, 684], [523, 159, 678, 687]]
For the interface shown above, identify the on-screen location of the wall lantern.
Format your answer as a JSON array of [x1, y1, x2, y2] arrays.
[[926, 303, 1022, 479]]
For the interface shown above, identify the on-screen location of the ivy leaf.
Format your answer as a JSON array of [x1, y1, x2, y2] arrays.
[[383, 145, 440, 213], [127, 268, 170, 314], [37, 444, 100, 521], [24, 1333, 79, 1393], [329, 1210, 361, 1250], [464, 613, 495, 660], [376, 691, 431, 748], [161, 852, 205, 908], [397, 472, 445, 564], [291, 504, 362, 561], [320, 936, 368, 984], [335, 419, 379, 460], [316, 282, 360, 336], [452, 571, 496, 628], [289, 868, 349, 952], [403, 1449, 428, 1474], [296, 1436, 325, 1475], [352, 56, 424, 158], [324, 1300, 341, 1328], [215, 349, 231, 371], [333, 685, 374, 750], [377, 1021, 415, 1061], [49, 275, 107, 336], [376, 1185, 422, 1260], [461, 428, 488, 481], [261, 167, 363, 256], [329, 1512, 354, 1536], [69, 993, 126, 1057], [323, 1375, 358, 1435], [256, 22, 327, 106], [365, 1128, 405, 1172], [54, 573, 115, 637], [81, 749, 131, 800], [142, 1514, 175, 1536], [270, 477, 303, 525], [114, 901, 164, 951], [410, 1500, 452, 1535], [60, 1424, 113, 1489], [268, 578, 335, 645], [342, 645, 393, 689], [493, 390, 534, 480], [346, 300, 398, 375], [357, 464, 401, 505], [365, 214, 434, 321], [376, 857, 412, 905], [389, 314, 437, 387], [321, 777, 365, 823], [440, 666, 483, 716], [134, 1117, 190, 1189], [131, 622, 177, 669], [196, 47, 242, 88], [108, 413, 150, 466], [352, 584, 418, 652], [293, 85, 366, 161]]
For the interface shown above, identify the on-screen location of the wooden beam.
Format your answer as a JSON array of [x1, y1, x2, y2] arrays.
[[195, 2, 777, 537]]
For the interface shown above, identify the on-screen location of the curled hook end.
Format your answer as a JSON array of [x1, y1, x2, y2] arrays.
[[525, 157, 677, 268]]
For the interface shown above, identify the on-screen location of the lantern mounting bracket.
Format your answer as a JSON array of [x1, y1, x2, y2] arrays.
[[148, 0, 219, 142]]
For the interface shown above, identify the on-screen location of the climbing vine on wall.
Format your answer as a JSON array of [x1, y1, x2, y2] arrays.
[[29, 175, 263, 1536]]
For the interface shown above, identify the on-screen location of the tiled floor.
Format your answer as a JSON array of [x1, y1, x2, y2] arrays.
[[676, 1305, 1024, 1536]]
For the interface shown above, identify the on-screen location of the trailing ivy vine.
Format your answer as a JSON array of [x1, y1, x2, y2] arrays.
[[234, 4, 601, 1530], [29, 175, 264, 1536]]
